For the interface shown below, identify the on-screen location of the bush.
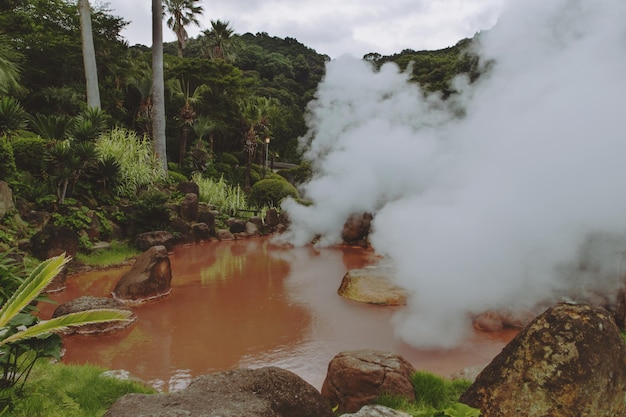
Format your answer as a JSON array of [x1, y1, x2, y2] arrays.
[[0, 136, 16, 181], [249, 178, 299, 208], [168, 170, 188, 184], [11, 136, 47, 174], [219, 152, 239, 166], [131, 190, 171, 233]]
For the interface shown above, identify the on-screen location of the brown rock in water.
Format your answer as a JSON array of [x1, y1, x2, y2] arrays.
[[321, 350, 416, 414], [112, 245, 172, 303], [460, 302, 626, 417], [52, 296, 136, 334], [341, 212, 373, 246], [104, 366, 332, 417], [338, 266, 409, 305], [472, 310, 504, 332]]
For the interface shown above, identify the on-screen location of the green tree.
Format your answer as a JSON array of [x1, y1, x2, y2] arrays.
[[202, 20, 235, 62], [77, 0, 101, 109], [0, 36, 21, 95], [163, 0, 203, 58]]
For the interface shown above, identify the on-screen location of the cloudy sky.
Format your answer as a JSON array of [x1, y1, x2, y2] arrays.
[[97, 0, 504, 58]]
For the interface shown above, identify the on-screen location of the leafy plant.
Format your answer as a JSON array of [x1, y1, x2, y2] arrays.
[[0, 136, 16, 181], [0, 254, 132, 408], [0, 97, 28, 138], [95, 128, 167, 197], [193, 173, 250, 214]]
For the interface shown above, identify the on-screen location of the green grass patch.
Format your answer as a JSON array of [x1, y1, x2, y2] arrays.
[[4, 360, 155, 417], [74, 241, 140, 267], [375, 371, 477, 417]]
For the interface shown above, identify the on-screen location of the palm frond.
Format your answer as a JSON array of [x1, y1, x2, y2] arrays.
[[0, 254, 69, 330], [0, 309, 133, 347]]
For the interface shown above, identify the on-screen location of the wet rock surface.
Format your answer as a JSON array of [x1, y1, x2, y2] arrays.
[[104, 366, 332, 417], [321, 350, 416, 414], [112, 245, 172, 303], [338, 266, 409, 305], [460, 302, 626, 417]]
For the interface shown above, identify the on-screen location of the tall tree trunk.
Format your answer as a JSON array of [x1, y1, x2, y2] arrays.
[[78, 0, 101, 109], [152, 0, 168, 174]]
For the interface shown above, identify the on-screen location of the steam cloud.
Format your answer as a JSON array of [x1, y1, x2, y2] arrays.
[[281, 0, 626, 347]]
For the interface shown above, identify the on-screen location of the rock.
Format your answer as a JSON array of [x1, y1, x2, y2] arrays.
[[499, 308, 537, 329], [340, 405, 413, 417], [216, 229, 235, 241], [341, 212, 373, 246], [52, 296, 136, 335], [176, 181, 199, 196], [30, 224, 79, 261], [22, 210, 51, 230], [228, 218, 246, 234], [112, 246, 172, 303], [191, 222, 211, 241], [180, 193, 199, 222], [104, 366, 332, 417], [135, 230, 175, 252], [265, 208, 280, 227], [338, 266, 409, 305], [472, 310, 504, 332], [0, 181, 14, 219], [246, 221, 259, 236], [249, 216, 264, 228], [197, 204, 216, 233], [321, 350, 416, 414], [460, 303, 626, 417]]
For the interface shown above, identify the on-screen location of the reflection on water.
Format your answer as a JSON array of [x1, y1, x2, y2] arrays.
[[43, 238, 515, 391]]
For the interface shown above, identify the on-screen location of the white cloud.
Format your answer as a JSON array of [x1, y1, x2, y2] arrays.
[[99, 0, 504, 57]]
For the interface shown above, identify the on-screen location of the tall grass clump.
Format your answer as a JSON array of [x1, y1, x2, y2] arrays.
[[5, 360, 155, 417], [96, 128, 166, 197], [192, 173, 250, 215], [375, 371, 478, 417]]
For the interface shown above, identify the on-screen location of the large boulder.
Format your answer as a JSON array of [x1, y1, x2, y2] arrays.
[[135, 230, 175, 252], [112, 245, 172, 303], [338, 266, 409, 306], [0, 181, 14, 219], [52, 296, 136, 335], [460, 302, 626, 417], [341, 212, 373, 246], [104, 366, 333, 417], [321, 350, 416, 414]]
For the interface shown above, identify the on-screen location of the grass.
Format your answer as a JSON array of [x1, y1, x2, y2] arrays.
[[375, 371, 477, 417], [74, 241, 140, 267], [2, 360, 155, 417]]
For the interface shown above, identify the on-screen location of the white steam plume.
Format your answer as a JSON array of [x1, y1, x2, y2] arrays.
[[281, 0, 626, 348]]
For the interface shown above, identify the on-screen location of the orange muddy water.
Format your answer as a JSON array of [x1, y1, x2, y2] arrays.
[[41, 238, 516, 392]]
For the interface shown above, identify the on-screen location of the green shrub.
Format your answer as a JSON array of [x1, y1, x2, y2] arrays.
[[0, 136, 16, 181], [131, 190, 171, 233], [249, 178, 299, 208], [168, 170, 188, 184], [192, 173, 250, 214], [10, 136, 47, 174], [219, 152, 239, 166]]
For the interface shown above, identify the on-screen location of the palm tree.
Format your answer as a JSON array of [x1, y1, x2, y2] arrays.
[[239, 97, 280, 189], [193, 115, 220, 152], [0, 36, 21, 96], [0, 254, 131, 389], [152, 0, 168, 174], [202, 20, 235, 62], [167, 78, 209, 166], [164, 0, 204, 58], [77, 0, 101, 109]]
